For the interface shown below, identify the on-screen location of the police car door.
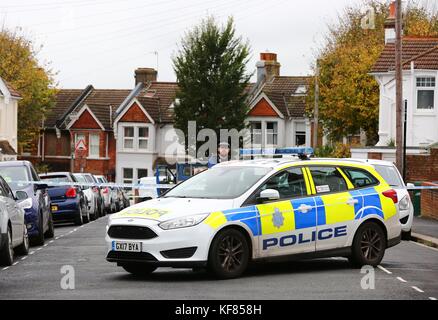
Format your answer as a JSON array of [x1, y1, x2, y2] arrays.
[[254, 167, 317, 258], [306, 166, 362, 251]]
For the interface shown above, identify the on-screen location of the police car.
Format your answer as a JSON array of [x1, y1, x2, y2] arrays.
[[106, 158, 402, 279]]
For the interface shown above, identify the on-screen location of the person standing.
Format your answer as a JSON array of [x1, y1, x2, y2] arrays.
[[208, 142, 230, 168]]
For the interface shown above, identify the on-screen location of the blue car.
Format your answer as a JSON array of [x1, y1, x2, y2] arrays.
[[39, 172, 89, 225], [0, 161, 54, 246]]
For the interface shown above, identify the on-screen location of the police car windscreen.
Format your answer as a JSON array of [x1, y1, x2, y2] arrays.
[[163, 166, 270, 199]]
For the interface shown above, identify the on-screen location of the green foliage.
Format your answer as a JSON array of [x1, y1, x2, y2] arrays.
[[172, 17, 251, 152], [307, 1, 438, 145], [0, 28, 57, 153], [314, 142, 352, 158]]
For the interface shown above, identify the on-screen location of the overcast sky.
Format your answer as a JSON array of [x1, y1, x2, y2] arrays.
[[1, 0, 384, 89]]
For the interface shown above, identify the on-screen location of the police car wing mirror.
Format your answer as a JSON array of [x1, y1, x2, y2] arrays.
[[258, 189, 280, 203]]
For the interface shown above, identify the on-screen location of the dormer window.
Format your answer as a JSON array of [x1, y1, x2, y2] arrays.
[[293, 85, 307, 96]]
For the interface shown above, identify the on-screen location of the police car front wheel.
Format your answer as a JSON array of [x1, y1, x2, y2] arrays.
[[349, 221, 386, 267], [208, 228, 250, 279]]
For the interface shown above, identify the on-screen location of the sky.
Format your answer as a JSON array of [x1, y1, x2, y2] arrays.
[[1, 0, 383, 89]]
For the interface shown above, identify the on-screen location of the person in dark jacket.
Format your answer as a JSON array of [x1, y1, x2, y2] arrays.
[[207, 142, 230, 168]]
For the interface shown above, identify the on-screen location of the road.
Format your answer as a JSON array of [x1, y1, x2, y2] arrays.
[[0, 214, 437, 300]]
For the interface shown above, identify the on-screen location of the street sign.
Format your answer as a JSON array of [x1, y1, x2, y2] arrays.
[[75, 138, 87, 152]]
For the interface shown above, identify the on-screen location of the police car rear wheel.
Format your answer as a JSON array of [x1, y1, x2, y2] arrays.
[[350, 222, 385, 267], [208, 229, 249, 279], [121, 263, 157, 276]]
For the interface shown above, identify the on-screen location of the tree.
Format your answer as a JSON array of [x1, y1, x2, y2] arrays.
[[0, 28, 57, 153], [172, 17, 251, 156], [308, 1, 438, 145]]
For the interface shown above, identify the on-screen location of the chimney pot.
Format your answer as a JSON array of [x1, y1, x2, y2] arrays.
[[257, 52, 280, 85]]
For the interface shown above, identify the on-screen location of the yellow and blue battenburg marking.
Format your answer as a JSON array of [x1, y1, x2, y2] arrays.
[[204, 187, 396, 235]]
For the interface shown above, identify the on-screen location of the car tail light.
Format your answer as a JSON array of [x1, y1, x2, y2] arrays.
[[103, 187, 109, 194], [382, 189, 398, 203], [65, 187, 77, 198]]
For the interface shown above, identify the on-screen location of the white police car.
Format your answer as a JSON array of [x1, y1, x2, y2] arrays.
[[106, 159, 402, 279]]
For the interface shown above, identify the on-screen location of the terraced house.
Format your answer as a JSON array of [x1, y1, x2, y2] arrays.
[[20, 53, 314, 182]]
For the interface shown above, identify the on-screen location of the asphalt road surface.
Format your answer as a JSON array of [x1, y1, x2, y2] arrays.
[[1, 214, 437, 300]]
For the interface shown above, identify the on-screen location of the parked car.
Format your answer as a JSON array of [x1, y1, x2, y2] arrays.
[[81, 173, 104, 217], [39, 172, 89, 225], [72, 173, 99, 220], [0, 175, 29, 266], [339, 158, 414, 240], [94, 175, 116, 214], [0, 161, 53, 246], [114, 187, 127, 212]]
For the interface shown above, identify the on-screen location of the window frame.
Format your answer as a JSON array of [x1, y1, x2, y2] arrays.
[[306, 165, 349, 195], [266, 121, 278, 147], [416, 76, 435, 111], [122, 126, 135, 150], [88, 133, 100, 158], [338, 166, 380, 190]]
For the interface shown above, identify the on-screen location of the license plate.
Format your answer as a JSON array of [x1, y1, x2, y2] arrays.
[[51, 205, 58, 212], [112, 241, 142, 252]]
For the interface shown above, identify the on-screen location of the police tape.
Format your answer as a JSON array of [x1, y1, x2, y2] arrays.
[[6, 180, 174, 190]]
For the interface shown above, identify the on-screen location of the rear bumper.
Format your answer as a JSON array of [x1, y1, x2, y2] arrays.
[[51, 199, 80, 221]]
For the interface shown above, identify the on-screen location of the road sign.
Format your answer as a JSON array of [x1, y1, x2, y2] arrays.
[[75, 138, 87, 152]]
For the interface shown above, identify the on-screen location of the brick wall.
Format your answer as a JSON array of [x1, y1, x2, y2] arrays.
[[406, 148, 438, 182], [421, 181, 438, 220]]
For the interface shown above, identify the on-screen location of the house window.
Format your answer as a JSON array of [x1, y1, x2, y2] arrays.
[[123, 168, 133, 184], [266, 122, 278, 146], [250, 122, 262, 146], [137, 169, 148, 183], [138, 127, 149, 149], [416, 77, 435, 110], [296, 132, 306, 146], [123, 127, 134, 149], [89, 133, 100, 158]]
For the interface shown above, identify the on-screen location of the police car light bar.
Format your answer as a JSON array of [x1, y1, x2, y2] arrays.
[[239, 147, 314, 158]]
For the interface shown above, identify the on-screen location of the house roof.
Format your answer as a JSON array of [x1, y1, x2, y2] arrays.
[[371, 37, 438, 73], [0, 77, 21, 98], [0, 140, 16, 155], [137, 82, 179, 123], [253, 76, 311, 118], [136, 96, 161, 123], [47, 87, 131, 129]]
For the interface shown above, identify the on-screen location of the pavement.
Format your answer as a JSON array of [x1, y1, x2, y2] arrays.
[[411, 216, 438, 248], [0, 215, 437, 300]]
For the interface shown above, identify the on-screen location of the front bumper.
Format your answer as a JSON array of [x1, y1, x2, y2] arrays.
[[105, 217, 213, 267]]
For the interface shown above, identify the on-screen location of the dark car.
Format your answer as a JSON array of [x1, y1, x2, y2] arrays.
[[0, 161, 54, 246], [39, 172, 90, 225]]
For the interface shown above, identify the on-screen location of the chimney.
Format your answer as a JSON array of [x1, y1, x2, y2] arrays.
[[134, 68, 157, 86], [256, 52, 280, 85], [384, 2, 396, 44]]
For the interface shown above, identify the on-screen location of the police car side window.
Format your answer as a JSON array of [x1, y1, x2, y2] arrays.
[[308, 166, 347, 193], [341, 168, 378, 188], [260, 168, 307, 200]]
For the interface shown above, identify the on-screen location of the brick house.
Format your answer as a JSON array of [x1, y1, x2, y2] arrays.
[[21, 86, 131, 181]]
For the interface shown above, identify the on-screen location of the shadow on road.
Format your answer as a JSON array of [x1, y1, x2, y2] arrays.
[[110, 258, 352, 282]]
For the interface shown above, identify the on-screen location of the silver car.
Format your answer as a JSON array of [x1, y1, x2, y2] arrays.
[[0, 175, 29, 266], [73, 173, 99, 220]]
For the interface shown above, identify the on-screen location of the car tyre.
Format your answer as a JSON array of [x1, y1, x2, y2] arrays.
[[74, 205, 84, 226], [16, 225, 29, 256], [207, 228, 250, 279], [122, 263, 157, 276], [45, 213, 55, 239], [31, 212, 45, 246], [349, 221, 386, 268], [0, 226, 14, 266], [82, 202, 90, 223], [401, 230, 411, 241]]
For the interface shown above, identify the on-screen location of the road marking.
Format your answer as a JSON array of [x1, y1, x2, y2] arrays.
[[409, 241, 438, 252], [43, 244, 48, 247], [2, 267, 9, 271], [12, 262, 18, 266], [377, 265, 392, 274], [73, 228, 77, 231], [29, 251, 35, 255], [411, 286, 425, 293], [49, 240, 54, 243], [21, 256, 27, 261], [396, 277, 407, 283], [55, 237, 59, 240], [36, 247, 42, 251], [429, 297, 437, 300]]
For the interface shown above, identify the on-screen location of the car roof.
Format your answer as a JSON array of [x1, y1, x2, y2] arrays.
[[39, 172, 71, 176], [215, 158, 376, 170], [0, 160, 31, 167]]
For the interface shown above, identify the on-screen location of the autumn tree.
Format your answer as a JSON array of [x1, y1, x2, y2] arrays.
[[172, 17, 251, 156], [0, 28, 57, 153], [308, 1, 438, 145]]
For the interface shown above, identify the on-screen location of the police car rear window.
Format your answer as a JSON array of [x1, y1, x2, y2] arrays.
[[341, 167, 378, 188]]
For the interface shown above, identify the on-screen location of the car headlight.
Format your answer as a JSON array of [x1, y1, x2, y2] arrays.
[[19, 198, 33, 210], [399, 195, 410, 211], [159, 213, 209, 230]]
